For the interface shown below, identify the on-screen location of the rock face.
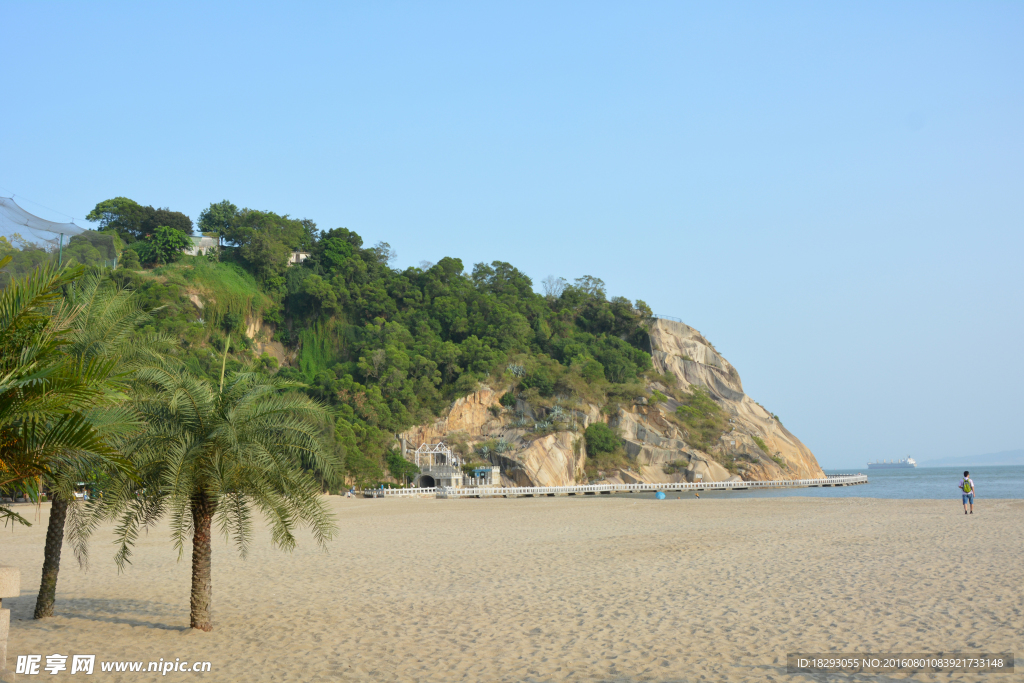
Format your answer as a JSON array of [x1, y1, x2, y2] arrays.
[[398, 318, 824, 486], [646, 319, 824, 481]]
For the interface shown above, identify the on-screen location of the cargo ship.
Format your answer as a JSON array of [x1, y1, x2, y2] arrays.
[[867, 457, 917, 469]]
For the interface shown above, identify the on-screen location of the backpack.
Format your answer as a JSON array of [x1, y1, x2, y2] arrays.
[[962, 478, 972, 493]]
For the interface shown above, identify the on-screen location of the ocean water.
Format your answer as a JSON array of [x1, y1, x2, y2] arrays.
[[650, 465, 1024, 500]]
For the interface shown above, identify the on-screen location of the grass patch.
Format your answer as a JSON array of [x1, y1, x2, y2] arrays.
[[673, 387, 729, 452], [662, 459, 689, 475]]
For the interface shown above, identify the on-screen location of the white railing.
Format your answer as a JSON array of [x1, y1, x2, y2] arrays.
[[362, 474, 867, 499], [360, 486, 438, 498]]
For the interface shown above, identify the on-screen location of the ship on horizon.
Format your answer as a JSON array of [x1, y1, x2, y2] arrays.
[[868, 457, 917, 469]]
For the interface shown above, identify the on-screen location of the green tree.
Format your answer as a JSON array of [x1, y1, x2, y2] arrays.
[[222, 209, 308, 282], [584, 422, 621, 456], [140, 208, 193, 237], [149, 226, 192, 264], [385, 449, 419, 485], [118, 248, 140, 270], [197, 200, 239, 235], [87, 198, 193, 241], [106, 364, 340, 631], [86, 197, 147, 239]]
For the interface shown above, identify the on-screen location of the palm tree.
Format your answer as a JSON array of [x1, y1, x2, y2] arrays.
[[106, 363, 341, 631], [33, 271, 168, 618], [0, 257, 132, 528]]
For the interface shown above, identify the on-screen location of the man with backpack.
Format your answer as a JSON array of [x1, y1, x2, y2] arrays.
[[960, 471, 975, 515]]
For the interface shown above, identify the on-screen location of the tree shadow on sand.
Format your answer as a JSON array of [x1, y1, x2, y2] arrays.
[[8, 593, 187, 631]]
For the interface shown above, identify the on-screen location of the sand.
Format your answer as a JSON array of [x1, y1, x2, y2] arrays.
[[2, 495, 1021, 682]]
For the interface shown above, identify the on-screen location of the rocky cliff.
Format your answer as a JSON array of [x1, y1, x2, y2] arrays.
[[399, 317, 824, 486]]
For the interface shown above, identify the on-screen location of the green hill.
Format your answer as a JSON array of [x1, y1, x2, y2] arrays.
[[2, 199, 657, 487]]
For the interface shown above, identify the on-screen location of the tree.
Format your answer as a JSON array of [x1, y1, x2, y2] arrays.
[[141, 208, 193, 237], [33, 273, 165, 618], [542, 275, 567, 299], [106, 365, 341, 631], [118, 248, 140, 270], [222, 209, 307, 282], [0, 258, 134, 530], [197, 200, 238, 235], [86, 197, 147, 239], [573, 275, 606, 299], [86, 198, 193, 241], [149, 226, 192, 264], [385, 449, 419, 485]]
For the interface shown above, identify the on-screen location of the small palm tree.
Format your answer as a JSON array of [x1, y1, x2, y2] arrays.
[[107, 363, 341, 631]]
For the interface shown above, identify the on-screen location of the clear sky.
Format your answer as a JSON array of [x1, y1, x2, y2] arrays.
[[2, 2, 1021, 468]]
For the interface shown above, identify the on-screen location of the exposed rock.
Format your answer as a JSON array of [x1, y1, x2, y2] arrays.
[[397, 317, 824, 487], [401, 387, 503, 446], [646, 319, 823, 481]]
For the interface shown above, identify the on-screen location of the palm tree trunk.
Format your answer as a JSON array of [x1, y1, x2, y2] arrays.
[[189, 493, 216, 631], [218, 333, 230, 394], [34, 491, 68, 618]]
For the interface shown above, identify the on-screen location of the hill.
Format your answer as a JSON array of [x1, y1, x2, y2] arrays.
[[1, 198, 825, 487]]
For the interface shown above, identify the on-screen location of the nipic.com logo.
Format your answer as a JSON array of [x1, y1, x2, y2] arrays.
[[16, 654, 212, 675]]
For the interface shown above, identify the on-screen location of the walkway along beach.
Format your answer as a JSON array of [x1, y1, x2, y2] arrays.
[[363, 474, 867, 498]]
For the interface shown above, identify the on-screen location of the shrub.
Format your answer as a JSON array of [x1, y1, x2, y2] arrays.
[[521, 367, 555, 396], [499, 391, 516, 407], [386, 449, 420, 482], [118, 248, 140, 270], [580, 358, 605, 383], [650, 390, 667, 406], [751, 435, 769, 454], [584, 422, 621, 456], [674, 387, 729, 452]]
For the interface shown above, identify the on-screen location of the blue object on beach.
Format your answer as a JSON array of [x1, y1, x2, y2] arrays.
[[655, 491, 666, 500]]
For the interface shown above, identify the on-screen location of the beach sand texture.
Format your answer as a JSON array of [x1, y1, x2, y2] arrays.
[[3, 496, 1021, 682]]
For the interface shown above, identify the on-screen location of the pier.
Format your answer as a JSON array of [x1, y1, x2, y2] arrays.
[[362, 474, 868, 498]]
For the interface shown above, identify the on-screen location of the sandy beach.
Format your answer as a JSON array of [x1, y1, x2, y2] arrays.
[[2, 495, 1021, 682]]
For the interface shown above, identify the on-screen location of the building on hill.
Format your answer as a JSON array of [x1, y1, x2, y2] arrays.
[[186, 235, 219, 257], [288, 251, 310, 265]]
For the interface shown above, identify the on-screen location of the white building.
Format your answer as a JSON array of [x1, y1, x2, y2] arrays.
[[186, 235, 219, 257]]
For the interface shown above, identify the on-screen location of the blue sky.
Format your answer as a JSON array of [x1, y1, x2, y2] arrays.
[[2, 1, 1021, 468]]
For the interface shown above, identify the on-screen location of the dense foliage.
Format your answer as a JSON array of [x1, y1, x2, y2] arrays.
[[86, 197, 193, 241], [5, 197, 658, 486]]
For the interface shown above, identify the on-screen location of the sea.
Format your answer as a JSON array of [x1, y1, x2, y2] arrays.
[[667, 465, 1024, 500]]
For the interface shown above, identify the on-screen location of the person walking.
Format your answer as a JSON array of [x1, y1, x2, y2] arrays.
[[960, 470, 975, 515]]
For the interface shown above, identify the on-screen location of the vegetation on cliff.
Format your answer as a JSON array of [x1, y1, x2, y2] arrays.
[[3, 196, 659, 486]]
